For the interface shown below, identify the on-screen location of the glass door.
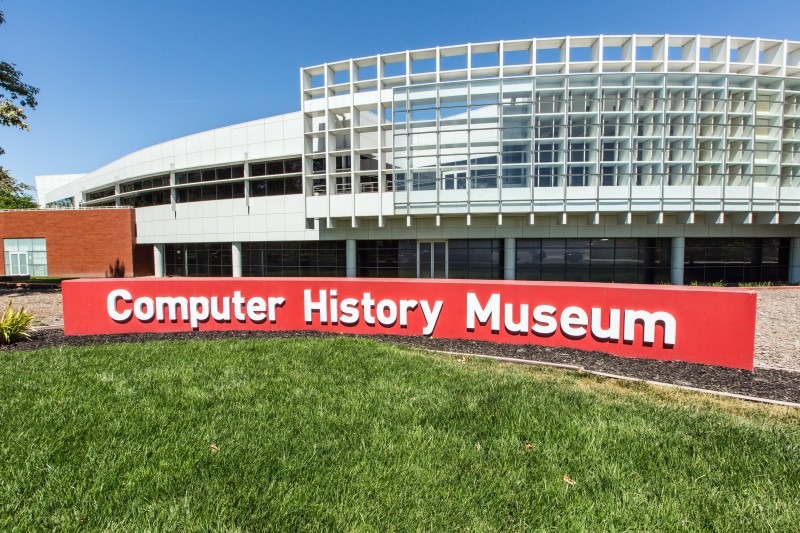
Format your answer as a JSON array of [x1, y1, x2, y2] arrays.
[[8, 252, 29, 275], [418, 241, 447, 278]]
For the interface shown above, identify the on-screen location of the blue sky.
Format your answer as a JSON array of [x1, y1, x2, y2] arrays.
[[2, 0, 800, 189]]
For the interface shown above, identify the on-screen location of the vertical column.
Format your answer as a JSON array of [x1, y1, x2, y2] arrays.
[[789, 237, 800, 284], [504, 237, 516, 281], [670, 237, 685, 285], [232, 242, 242, 278], [346, 239, 357, 278], [154, 244, 165, 278]]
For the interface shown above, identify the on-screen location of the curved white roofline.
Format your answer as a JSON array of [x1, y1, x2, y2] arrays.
[[42, 112, 303, 205], [301, 35, 800, 89]]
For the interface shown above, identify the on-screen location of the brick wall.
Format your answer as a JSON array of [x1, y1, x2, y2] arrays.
[[0, 208, 139, 278]]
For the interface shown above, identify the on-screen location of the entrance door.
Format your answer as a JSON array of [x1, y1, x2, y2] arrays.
[[7, 252, 29, 275], [418, 241, 447, 278]]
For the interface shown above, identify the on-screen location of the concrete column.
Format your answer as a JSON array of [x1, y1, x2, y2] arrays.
[[790, 237, 800, 284], [232, 242, 242, 278], [504, 238, 516, 281], [670, 237, 685, 286], [154, 244, 165, 278], [346, 239, 357, 278]]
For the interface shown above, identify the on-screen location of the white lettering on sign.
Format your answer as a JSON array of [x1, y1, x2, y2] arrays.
[[302, 290, 443, 336], [105, 287, 675, 346], [107, 289, 286, 330], [465, 292, 676, 346]]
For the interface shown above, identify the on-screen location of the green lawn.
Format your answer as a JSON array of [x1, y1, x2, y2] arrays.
[[1, 337, 798, 530]]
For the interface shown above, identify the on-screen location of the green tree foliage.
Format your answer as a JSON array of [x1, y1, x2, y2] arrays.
[[0, 166, 37, 209], [0, 9, 39, 156], [0, 10, 39, 209]]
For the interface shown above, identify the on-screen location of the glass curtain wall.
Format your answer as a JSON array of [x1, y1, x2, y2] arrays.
[[684, 238, 790, 284], [392, 74, 793, 199], [516, 238, 671, 283], [242, 241, 346, 277]]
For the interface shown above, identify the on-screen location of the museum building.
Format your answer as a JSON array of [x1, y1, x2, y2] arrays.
[[10, 35, 800, 284]]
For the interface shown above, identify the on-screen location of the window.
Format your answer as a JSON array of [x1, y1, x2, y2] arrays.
[[684, 238, 790, 285], [535, 167, 557, 187], [602, 92, 623, 112], [502, 167, 528, 188], [470, 168, 497, 189], [4, 238, 47, 276], [244, 241, 346, 277], [536, 118, 562, 139], [411, 171, 436, 191], [335, 156, 351, 171], [442, 171, 467, 190], [637, 116, 654, 136], [335, 176, 352, 194], [360, 175, 379, 193], [120, 190, 171, 207], [356, 240, 417, 278], [311, 177, 327, 195], [569, 118, 592, 138], [570, 142, 591, 163], [119, 175, 170, 193], [85, 187, 115, 203], [536, 143, 560, 163], [249, 176, 302, 197], [359, 155, 378, 171], [165, 243, 232, 277], [517, 238, 671, 284], [176, 183, 245, 203], [175, 165, 244, 185], [448, 239, 503, 280], [669, 116, 687, 136], [603, 117, 621, 137], [569, 166, 590, 186], [601, 165, 623, 186], [502, 144, 530, 164], [570, 93, 593, 112], [536, 93, 561, 114], [46, 197, 74, 209], [603, 142, 623, 162]]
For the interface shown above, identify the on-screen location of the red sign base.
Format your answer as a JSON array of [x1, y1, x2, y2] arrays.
[[62, 278, 757, 370]]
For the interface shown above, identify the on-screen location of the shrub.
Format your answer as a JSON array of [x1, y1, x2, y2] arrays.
[[0, 300, 35, 344], [690, 280, 726, 287]]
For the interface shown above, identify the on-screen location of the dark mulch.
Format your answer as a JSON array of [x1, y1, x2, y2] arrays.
[[2, 328, 799, 405]]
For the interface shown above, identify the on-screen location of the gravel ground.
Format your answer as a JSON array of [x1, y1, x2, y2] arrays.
[[1, 285, 799, 404]]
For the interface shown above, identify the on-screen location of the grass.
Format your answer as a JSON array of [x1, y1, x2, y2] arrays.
[[1, 337, 798, 530], [25, 276, 73, 284]]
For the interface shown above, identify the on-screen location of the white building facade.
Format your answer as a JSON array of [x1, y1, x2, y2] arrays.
[[38, 35, 800, 284]]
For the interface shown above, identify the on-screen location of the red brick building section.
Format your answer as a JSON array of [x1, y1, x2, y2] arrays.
[[0, 208, 146, 278]]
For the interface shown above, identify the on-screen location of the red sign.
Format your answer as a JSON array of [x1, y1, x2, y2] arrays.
[[62, 278, 756, 370]]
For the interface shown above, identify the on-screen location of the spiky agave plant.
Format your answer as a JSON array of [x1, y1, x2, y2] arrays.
[[0, 300, 35, 344]]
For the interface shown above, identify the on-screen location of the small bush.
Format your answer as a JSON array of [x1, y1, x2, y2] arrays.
[[690, 280, 726, 287], [738, 281, 789, 287], [0, 300, 35, 344]]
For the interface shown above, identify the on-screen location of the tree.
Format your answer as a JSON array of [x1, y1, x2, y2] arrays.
[[0, 9, 39, 157], [0, 9, 39, 209], [0, 166, 37, 209]]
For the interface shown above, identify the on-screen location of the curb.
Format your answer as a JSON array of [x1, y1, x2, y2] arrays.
[[431, 350, 800, 409]]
